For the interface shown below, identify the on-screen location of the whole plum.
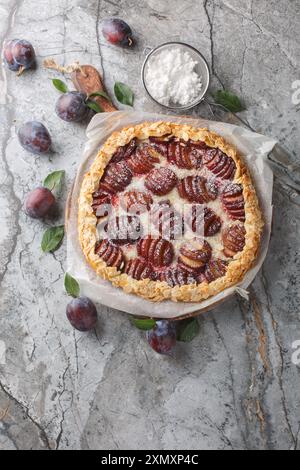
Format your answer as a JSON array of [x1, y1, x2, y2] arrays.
[[25, 187, 56, 219], [18, 122, 52, 155], [146, 321, 177, 355], [55, 92, 89, 122], [3, 39, 36, 74], [102, 18, 133, 47], [66, 297, 98, 332], [3, 40, 19, 71]]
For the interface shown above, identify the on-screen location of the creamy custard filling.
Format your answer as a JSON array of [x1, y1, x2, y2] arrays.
[[79, 121, 263, 302], [93, 135, 246, 284]]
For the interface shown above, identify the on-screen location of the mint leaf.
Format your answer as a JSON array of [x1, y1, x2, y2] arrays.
[[114, 82, 134, 107], [177, 318, 200, 342], [130, 317, 156, 331], [41, 226, 64, 253], [88, 91, 112, 102], [64, 273, 80, 298], [213, 90, 245, 113], [86, 100, 103, 113], [43, 170, 65, 192], [52, 79, 68, 93]]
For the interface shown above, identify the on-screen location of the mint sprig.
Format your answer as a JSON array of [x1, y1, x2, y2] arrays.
[[130, 317, 156, 331], [213, 90, 245, 113], [176, 318, 200, 343], [114, 82, 134, 107], [41, 226, 65, 253], [43, 170, 65, 192], [86, 100, 103, 113], [52, 79, 68, 93], [64, 273, 80, 298]]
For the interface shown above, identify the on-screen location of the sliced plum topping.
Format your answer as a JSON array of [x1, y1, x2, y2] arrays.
[[203, 148, 236, 180], [145, 167, 177, 196], [111, 138, 137, 163], [91, 192, 111, 217], [167, 140, 204, 169], [204, 259, 228, 283], [223, 224, 246, 258], [125, 259, 153, 280], [188, 206, 222, 237], [222, 183, 245, 221], [203, 208, 222, 237], [179, 239, 212, 273], [151, 200, 184, 240], [149, 135, 173, 158], [98, 162, 132, 195], [137, 237, 174, 267], [95, 239, 125, 270], [127, 144, 160, 174], [149, 137, 206, 169], [168, 141, 194, 169], [123, 138, 138, 159], [178, 176, 218, 204], [122, 190, 153, 214], [187, 141, 207, 168], [105, 215, 142, 245], [188, 140, 208, 149], [160, 266, 197, 287], [149, 135, 174, 145]]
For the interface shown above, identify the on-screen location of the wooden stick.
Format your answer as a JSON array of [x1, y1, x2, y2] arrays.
[[71, 65, 117, 112]]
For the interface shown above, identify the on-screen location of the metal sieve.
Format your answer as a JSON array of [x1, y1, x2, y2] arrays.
[[141, 42, 300, 193], [141, 42, 211, 111]]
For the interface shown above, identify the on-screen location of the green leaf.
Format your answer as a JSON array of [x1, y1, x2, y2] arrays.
[[213, 90, 245, 113], [64, 273, 80, 298], [86, 100, 103, 113], [88, 91, 112, 102], [130, 316, 156, 331], [52, 79, 68, 93], [114, 82, 134, 107], [177, 318, 200, 343], [43, 170, 65, 192], [41, 226, 65, 253]]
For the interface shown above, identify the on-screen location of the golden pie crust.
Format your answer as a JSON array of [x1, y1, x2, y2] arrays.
[[78, 121, 264, 303]]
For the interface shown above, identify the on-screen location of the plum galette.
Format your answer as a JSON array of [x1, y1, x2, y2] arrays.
[[78, 122, 263, 303]]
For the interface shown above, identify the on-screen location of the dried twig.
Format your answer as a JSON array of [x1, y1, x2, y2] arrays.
[[43, 58, 88, 77]]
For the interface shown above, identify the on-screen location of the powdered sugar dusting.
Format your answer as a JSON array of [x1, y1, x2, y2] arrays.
[[145, 48, 203, 106], [95, 136, 247, 278]]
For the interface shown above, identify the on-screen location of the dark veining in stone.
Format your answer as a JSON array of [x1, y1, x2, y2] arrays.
[[0, 0, 23, 285], [204, 0, 225, 89], [0, 380, 51, 449], [0, 0, 299, 451]]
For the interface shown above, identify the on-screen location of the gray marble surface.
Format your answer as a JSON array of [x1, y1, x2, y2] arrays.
[[0, 0, 299, 450]]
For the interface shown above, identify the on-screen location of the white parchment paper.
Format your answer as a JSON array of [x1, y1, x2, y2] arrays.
[[67, 111, 276, 319]]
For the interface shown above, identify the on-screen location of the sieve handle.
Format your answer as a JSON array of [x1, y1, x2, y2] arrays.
[[268, 144, 300, 193], [204, 99, 255, 131], [143, 46, 153, 57], [204, 99, 300, 193]]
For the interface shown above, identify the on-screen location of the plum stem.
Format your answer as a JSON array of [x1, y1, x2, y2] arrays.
[[17, 65, 25, 77]]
